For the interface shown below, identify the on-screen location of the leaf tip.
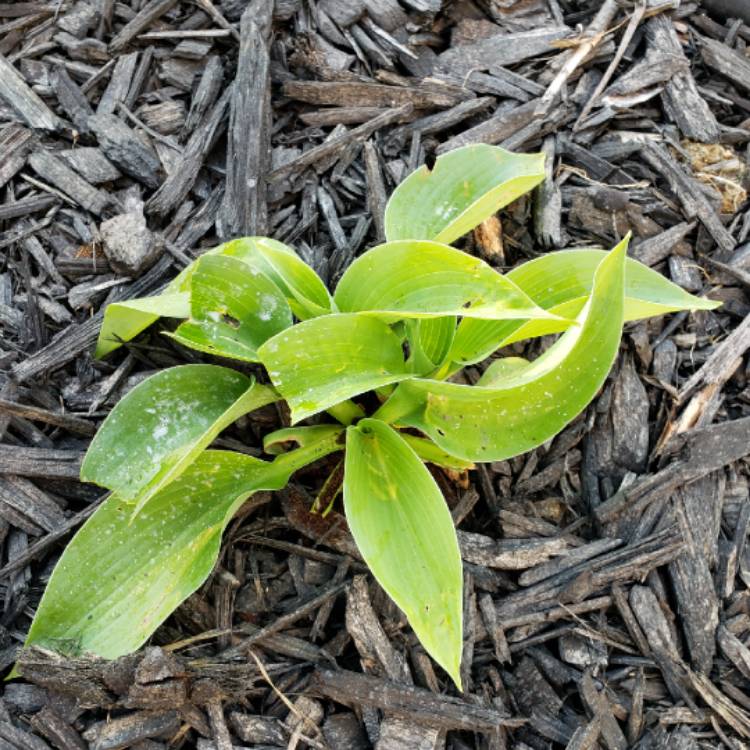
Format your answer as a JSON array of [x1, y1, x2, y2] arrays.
[[94, 337, 116, 359], [699, 297, 723, 311], [448, 665, 463, 693], [5, 665, 20, 681], [613, 233, 631, 256]]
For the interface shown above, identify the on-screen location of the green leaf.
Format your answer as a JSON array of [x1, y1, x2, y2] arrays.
[[334, 240, 558, 322], [403, 320, 436, 375], [449, 241, 720, 366], [95, 293, 190, 358], [403, 317, 457, 376], [258, 314, 411, 424], [95, 236, 331, 358], [216, 237, 332, 319], [375, 240, 628, 462], [417, 316, 456, 368], [476, 357, 531, 386], [168, 255, 292, 362], [26, 451, 283, 658], [384, 144, 545, 244], [25, 429, 344, 661], [81, 365, 278, 515], [400, 433, 474, 471], [344, 419, 463, 687], [325, 399, 366, 426]]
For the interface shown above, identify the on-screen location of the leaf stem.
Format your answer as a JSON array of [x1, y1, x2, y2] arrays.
[[270, 428, 345, 479], [370, 386, 413, 425], [325, 400, 365, 426]]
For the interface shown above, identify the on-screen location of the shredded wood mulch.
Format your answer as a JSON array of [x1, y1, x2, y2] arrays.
[[1, 0, 750, 747]]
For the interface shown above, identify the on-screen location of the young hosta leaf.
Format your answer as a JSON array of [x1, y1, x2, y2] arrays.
[[81, 365, 278, 515], [377, 241, 627, 462], [384, 144, 545, 244], [344, 419, 463, 687], [25, 430, 344, 660], [258, 314, 411, 423], [168, 255, 292, 362], [449, 242, 720, 366], [403, 320, 436, 375], [418, 316, 457, 368], [95, 236, 331, 358], [477, 357, 532, 386], [334, 240, 557, 322], [95, 293, 190, 358], [26, 433, 342, 660], [218, 237, 332, 319], [26, 452, 280, 658]]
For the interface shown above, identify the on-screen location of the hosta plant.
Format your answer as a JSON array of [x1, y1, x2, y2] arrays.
[[24, 145, 718, 689]]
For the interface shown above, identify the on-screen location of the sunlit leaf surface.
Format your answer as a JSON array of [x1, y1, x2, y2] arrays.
[[258, 314, 411, 423], [26, 432, 343, 660], [168, 255, 292, 361], [217, 237, 332, 319], [476, 357, 532, 386], [95, 293, 189, 358], [449, 242, 720, 366], [400, 433, 474, 470], [384, 144, 545, 244], [81, 365, 278, 515], [376, 241, 627, 461], [26, 452, 276, 658], [334, 240, 557, 322], [263, 424, 345, 455], [416, 316, 457, 369], [95, 237, 331, 358], [345, 419, 463, 687]]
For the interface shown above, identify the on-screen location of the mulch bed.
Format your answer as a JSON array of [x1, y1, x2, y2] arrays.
[[1, 0, 750, 747]]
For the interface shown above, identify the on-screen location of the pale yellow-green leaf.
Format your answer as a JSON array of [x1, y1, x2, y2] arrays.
[[258, 314, 411, 423], [334, 240, 558, 322], [168, 255, 292, 362], [449, 241, 720, 366], [26, 429, 344, 660], [384, 144, 545, 244], [345, 419, 463, 688], [375, 240, 627, 462], [95, 293, 189, 358], [81, 365, 278, 516]]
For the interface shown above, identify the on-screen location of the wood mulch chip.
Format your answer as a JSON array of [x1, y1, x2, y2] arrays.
[[1, 0, 750, 748]]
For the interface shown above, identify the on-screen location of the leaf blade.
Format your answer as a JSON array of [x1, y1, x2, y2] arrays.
[[384, 145, 545, 244], [217, 237, 332, 319], [263, 424, 345, 455], [378, 240, 628, 461], [400, 432, 475, 470], [258, 313, 411, 423], [81, 365, 278, 514], [168, 255, 292, 362], [334, 240, 559, 321], [344, 419, 463, 687], [449, 243, 720, 366], [95, 293, 190, 358], [26, 451, 290, 659], [94, 236, 331, 358], [417, 316, 457, 368]]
